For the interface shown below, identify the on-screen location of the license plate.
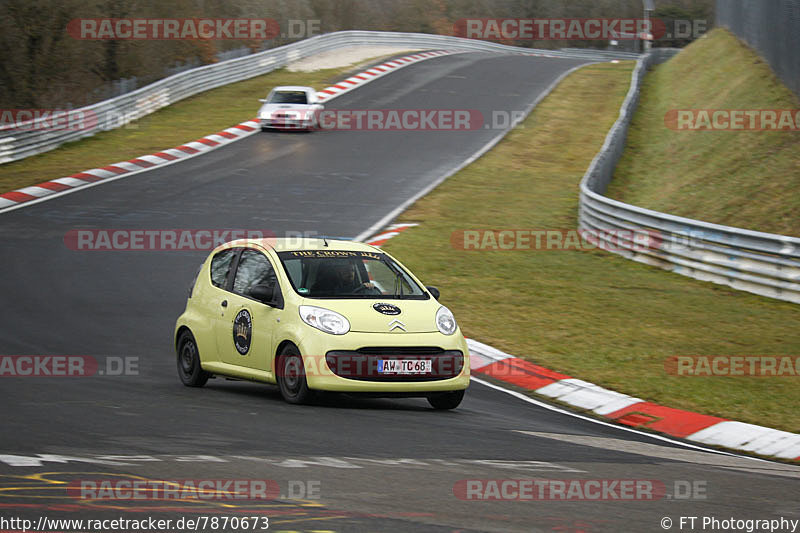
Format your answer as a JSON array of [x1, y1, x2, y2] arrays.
[[378, 359, 432, 374]]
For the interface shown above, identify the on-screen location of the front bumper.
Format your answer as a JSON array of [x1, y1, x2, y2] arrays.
[[297, 331, 470, 393], [260, 117, 313, 130]]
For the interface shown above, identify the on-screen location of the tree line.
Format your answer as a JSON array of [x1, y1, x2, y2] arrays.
[[0, 0, 714, 109]]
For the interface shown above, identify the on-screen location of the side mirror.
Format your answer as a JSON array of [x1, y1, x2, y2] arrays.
[[250, 284, 283, 308], [427, 286, 440, 300]]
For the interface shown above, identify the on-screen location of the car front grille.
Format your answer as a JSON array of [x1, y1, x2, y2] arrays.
[[325, 347, 464, 382]]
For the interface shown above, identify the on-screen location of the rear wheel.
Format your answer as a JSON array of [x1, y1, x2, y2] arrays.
[[427, 389, 465, 410], [177, 331, 210, 387], [277, 345, 314, 404]]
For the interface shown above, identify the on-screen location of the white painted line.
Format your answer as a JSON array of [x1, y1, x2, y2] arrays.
[[470, 376, 761, 460], [354, 62, 592, 242], [514, 431, 800, 477], [0, 198, 18, 208]]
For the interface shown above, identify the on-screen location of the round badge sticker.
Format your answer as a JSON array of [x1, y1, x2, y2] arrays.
[[373, 303, 401, 315], [233, 309, 252, 355]]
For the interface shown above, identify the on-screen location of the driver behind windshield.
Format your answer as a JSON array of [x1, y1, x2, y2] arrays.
[[311, 260, 377, 295]]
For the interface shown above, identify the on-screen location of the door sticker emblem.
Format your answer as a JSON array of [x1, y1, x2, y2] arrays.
[[233, 309, 252, 355]]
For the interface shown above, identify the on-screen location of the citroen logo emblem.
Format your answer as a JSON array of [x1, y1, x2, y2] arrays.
[[388, 319, 406, 332]]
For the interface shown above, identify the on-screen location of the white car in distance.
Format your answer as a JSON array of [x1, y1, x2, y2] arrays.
[[258, 86, 324, 132]]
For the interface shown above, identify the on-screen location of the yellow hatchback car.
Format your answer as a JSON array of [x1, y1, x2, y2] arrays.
[[174, 238, 469, 409]]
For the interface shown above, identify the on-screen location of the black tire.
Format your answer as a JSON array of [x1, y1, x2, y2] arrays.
[[277, 344, 314, 404], [427, 389, 465, 410], [177, 331, 210, 387]]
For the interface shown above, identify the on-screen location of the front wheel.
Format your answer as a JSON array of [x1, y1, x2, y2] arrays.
[[177, 331, 210, 387], [277, 345, 314, 404], [427, 390, 465, 410]]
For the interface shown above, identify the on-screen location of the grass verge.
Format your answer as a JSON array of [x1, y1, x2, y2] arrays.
[[608, 29, 800, 236], [382, 61, 800, 432], [0, 54, 401, 194]]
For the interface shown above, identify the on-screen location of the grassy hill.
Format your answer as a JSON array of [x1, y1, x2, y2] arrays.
[[607, 29, 800, 236]]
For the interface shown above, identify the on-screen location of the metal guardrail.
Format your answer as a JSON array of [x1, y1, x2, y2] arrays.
[[0, 30, 638, 165], [578, 49, 800, 304]]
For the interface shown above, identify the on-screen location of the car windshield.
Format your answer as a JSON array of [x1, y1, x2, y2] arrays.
[[277, 250, 428, 299], [268, 91, 308, 104]]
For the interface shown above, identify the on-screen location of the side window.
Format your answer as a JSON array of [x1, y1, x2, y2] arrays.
[[210, 249, 236, 289], [233, 249, 277, 297]]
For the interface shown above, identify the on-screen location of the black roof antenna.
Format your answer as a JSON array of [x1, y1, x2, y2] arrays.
[[323, 236, 329, 247]]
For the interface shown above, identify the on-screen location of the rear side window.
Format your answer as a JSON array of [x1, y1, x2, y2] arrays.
[[210, 249, 235, 289]]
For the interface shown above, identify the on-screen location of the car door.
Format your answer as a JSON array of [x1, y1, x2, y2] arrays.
[[215, 247, 281, 374], [204, 247, 239, 365]]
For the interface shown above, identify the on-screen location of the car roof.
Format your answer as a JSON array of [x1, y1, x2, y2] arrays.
[[270, 86, 315, 93], [221, 238, 379, 253]]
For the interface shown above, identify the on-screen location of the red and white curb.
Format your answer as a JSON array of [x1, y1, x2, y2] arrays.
[[468, 340, 800, 461], [364, 223, 419, 246], [315, 50, 456, 102], [0, 50, 460, 214], [369, 225, 800, 462]]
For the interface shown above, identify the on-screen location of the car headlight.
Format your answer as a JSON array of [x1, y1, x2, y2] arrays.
[[436, 306, 457, 335], [299, 305, 350, 335]]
